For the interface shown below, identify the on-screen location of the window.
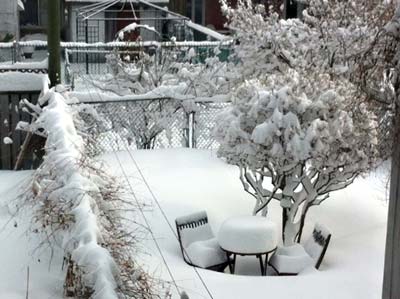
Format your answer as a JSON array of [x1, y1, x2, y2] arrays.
[[186, 0, 204, 25], [20, 0, 48, 27]]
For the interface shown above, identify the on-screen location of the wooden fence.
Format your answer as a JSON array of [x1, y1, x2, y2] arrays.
[[0, 91, 41, 170]]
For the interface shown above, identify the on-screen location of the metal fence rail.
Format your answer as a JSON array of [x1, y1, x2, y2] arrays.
[[77, 98, 229, 153]]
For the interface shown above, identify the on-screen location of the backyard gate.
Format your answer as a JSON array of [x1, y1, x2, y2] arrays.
[[0, 91, 42, 170]]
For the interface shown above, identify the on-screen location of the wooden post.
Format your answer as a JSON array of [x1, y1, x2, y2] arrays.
[[383, 111, 400, 299], [48, 0, 61, 87]]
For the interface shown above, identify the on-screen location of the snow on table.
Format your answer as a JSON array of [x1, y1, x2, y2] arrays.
[[218, 216, 278, 254]]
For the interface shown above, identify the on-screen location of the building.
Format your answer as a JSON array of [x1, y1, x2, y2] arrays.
[[0, 0, 24, 41], [169, 0, 304, 35], [1, 0, 304, 43], [64, 0, 170, 43]]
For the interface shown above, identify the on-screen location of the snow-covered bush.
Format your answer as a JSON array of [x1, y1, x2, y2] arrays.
[[216, 0, 381, 244], [216, 73, 379, 244], [24, 89, 158, 298], [88, 45, 231, 149]]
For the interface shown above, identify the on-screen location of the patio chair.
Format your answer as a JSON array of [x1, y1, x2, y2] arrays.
[[269, 223, 331, 275], [175, 211, 229, 271]]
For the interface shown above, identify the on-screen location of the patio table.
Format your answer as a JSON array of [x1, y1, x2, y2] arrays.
[[218, 215, 278, 276]]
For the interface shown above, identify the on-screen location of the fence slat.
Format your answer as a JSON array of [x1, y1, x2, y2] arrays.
[[11, 94, 21, 168], [0, 94, 12, 169], [0, 91, 41, 170]]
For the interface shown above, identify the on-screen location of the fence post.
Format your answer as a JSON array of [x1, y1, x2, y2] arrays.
[[184, 112, 190, 148], [190, 112, 196, 148], [12, 41, 17, 63], [85, 18, 89, 75]]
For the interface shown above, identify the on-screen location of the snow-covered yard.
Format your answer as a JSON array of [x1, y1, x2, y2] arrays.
[[104, 149, 388, 299], [0, 148, 389, 298]]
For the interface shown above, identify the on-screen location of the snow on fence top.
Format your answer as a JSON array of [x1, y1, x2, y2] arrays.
[[0, 58, 48, 70], [0, 72, 48, 92], [69, 89, 230, 104], [0, 40, 233, 49]]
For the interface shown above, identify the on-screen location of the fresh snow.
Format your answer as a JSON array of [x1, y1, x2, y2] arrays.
[[269, 244, 314, 274], [3, 137, 13, 144], [0, 58, 48, 70], [218, 216, 278, 254], [0, 73, 48, 92], [0, 149, 390, 298], [0, 171, 64, 299], [99, 148, 389, 299]]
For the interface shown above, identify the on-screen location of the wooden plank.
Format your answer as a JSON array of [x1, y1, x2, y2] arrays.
[[30, 93, 43, 169], [383, 114, 400, 299], [10, 94, 21, 169], [20, 94, 31, 170], [0, 95, 11, 170]]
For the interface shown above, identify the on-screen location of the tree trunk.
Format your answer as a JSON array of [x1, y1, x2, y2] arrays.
[[297, 208, 309, 243], [282, 208, 288, 244], [382, 109, 400, 299]]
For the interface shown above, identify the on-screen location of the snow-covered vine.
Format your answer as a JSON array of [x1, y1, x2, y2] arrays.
[[24, 89, 158, 298]]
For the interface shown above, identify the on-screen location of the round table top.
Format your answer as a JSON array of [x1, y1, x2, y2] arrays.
[[218, 215, 278, 254]]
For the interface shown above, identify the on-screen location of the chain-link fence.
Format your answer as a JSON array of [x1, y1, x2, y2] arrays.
[[64, 41, 233, 85], [77, 98, 230, 154]]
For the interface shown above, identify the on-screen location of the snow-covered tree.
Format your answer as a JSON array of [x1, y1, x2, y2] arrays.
[[216, 73, 378, 244], [216, 0, 381, 244]]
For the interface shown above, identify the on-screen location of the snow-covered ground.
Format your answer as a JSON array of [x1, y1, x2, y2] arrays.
[[0, 149, 389, 298], [102, 148, 389, 299], [0, 171, 64, 299]]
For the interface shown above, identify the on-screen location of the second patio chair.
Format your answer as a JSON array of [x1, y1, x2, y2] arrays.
[[269, 223, 332, 275], [175, 211, 229, 271]]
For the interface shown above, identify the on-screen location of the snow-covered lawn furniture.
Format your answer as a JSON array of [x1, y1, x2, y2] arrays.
[[175, 211, 229, 271], [218, 216, 278, 275], [269, 223, 332, 275]]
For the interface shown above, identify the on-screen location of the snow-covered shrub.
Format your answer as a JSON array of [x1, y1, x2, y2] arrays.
[[216, 0, 383, 244], [300, 0, 397, 159], [24, 89, 158, 298], [216, 72, 379, 244], [87, 45, 231, 150]]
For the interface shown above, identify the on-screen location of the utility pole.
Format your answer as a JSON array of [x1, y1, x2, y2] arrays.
[[48, 0, 61, 87]]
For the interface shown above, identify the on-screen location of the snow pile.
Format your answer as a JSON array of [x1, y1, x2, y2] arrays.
[[176, 211, 227, 268], [116, 22, 159, 41], [269, 244, 314, 274], [25, 89, 156, 298], [185, 238, 227, 268], [218, 216, 278, 254], [32, 90, 119, 298]]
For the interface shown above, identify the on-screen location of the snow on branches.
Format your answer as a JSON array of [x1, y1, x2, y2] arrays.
[[216, 73, 379, 244], [216, 0, 381, 244], [25, 90, 157, 298]]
